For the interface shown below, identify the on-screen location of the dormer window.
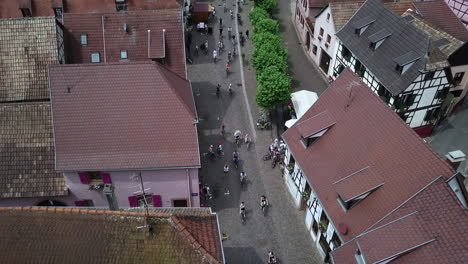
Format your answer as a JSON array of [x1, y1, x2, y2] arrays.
[[354, 17, 375, 36], [368, 29, 391, 51], [296, 111, 335, 149], [53, 8, 63, 19], [334, 167, 384, 211], [394, 51, 420, 75], [20, 8, 32, 17], [116, 0, 127, 12]]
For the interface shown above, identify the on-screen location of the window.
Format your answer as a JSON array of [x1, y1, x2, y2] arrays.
[[326, 13, 330, 21], [173, 199, 188, 207], [396, 61, 415, 75], [355, 25, 369, 36], [354, 60, 366, 77], [86, 172, 103, 183], [451, 89, 463, 98], [453, 72, 465, 85], [319, 212, 329, 231], [331, 233, 341, 248], [319, 27, 324, 37], [400, 93, 416, 108], [301, 136, 319, 148], [53, 8, 63, 19], [120, 50, 128, 59], [80, 34, 88, 46], [341, 46, 351, 62], [20, 8, 32, 17], [398, 112, 409, 122], [435, 87, 449, 99], [370, 39, 385, 50], [91, 52, 100, 63], [424, 71, 435, 81], [326, 34, 331, 44], [116, 0, 128, 12], [137, 194, 153, 207], [424, 108, 440, 121], [312, 45, 318, 55]]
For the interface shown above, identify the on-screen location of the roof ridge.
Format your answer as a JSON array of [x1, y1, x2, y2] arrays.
[[154, 63, 196, 117], [171, 216, 221, 264]]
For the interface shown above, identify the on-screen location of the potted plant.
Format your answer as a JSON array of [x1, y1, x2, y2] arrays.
[[318, 221, 327, 232], [301, 191, 310, 201]]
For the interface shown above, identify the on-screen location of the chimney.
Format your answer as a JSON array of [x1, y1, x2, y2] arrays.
[[445, 150, 466, 171]]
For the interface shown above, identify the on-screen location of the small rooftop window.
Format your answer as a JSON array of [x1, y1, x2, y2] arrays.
[[354, 16, 375, 36], [53, 7, 63, 19], [120, 50, 128, 59], [91, 52, 100, 63], [368, 29, 392, 50], [81, 34, 88, 46], [394, 51, 420, 75], [20, 8, 32, 17]]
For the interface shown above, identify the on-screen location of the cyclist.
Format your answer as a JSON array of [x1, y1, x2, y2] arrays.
[[217, 143, 223, 155], [234, 129, 241, 140], [233, 151, 239, 162], [208, 145, 215, 157], [240, 171, 246, 184], [240, 201, 246, 216], [268, 251, 277, 264], [260, 195, 268, 211], [216, 84, 221, 97], [224, 164, 229, 173], [244, 133, 251, 145]]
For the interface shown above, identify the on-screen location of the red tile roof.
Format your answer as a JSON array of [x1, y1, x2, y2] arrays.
[[0, 0, 180, 18], [0, 207, 223, 264], [63, 9, 186, 78], [48, 62, 199, 171], [414, 0, 468, 41], [282, 69, 454, 240], [332, 178, 468, 263]]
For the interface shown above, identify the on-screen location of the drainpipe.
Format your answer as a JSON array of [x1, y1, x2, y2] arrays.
[[101, 16, 107, 63], [147, 30, 151, 58], [186, 169, 192, 207]]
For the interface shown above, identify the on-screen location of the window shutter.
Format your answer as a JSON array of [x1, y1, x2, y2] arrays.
[[128, 196, 138, 207], [78, 172, 90, 184], [101, 173, 112, 184], [152, 195, 162, 207], [75, 201, 86, 207]]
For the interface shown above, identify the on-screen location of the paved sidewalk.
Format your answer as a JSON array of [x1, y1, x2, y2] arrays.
[[187, 0, 323, 263]]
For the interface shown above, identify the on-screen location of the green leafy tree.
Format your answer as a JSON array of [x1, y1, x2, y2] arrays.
[[252, 32, 282, 48], [256, 0, 277, 13], [256, 77, 291, 109], [252, 48, 288, 73], [249, 7, 270, 27], [254, 18, 279, 34]]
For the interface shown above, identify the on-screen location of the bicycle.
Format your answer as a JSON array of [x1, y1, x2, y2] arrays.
[[263, 152, 272, 161]]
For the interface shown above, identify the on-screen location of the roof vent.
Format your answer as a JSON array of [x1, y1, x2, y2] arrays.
[[123, 23, 128, 32], [446, 150, 466, 170]]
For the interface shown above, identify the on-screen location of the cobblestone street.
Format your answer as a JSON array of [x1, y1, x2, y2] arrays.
[[187, 0, 324, 263]]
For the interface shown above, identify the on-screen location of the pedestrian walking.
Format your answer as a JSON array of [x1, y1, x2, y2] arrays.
[[246, 29, 249, 39], [232, 35, 236, 45], [195, 44, 199, 56], [228, 27, 232, 38], [219, 27, 223, 37], [224, 164, 229, 173], [219, 17, 223, 26], [213, 49, 218, 63], [204, 40, 209, 55]]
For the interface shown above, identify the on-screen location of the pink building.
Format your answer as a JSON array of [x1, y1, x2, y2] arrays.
[[446, 0, 468, 29], [48, 61, 201, 208]]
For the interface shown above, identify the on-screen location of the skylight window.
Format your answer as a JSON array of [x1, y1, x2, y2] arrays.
[[91, 52, 100, 63], [120, 50, 128, 59], [81, 34, 88, 46]]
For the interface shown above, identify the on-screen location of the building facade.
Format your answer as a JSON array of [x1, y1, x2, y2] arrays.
[[281, 69, 463, 262]]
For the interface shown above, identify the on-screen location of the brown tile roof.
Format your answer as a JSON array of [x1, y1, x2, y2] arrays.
[[0, 102, 67, 198], [0, 207, 223, 264], [282, 69, 454, 240], [403, 11, 464, 71], [413, 0, 468, 42], [49, 62, 199, 171], [0, 17, 61, 102], [329, 1, 414, 31], [332, 178, 468, 263], [62, 9, 186, 78], [0, 0, 180, 18]]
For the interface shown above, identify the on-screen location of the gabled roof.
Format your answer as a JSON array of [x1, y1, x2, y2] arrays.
[[332, 177, 468, 263], [282, 69, 454, 240], [49, 62, 199, 171], [336, 0, 430, 95], [0, 102, 67, 198], [413, 0, 468, 42], [0, 17, 60, 102], [0, 207, 223, 264], [328, 1, 414, 33], [63, 9, 186, 78], [0, 0, 181, 18], [403, 11, 464, 71]]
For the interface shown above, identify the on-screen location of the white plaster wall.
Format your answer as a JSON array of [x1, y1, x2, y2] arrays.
[[450, 65, 468, 100], [416, 86, 438, 109], [313, 6, 338, 77]]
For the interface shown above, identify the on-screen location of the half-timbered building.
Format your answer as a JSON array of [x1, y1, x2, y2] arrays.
[[333, 0, 463, 137]]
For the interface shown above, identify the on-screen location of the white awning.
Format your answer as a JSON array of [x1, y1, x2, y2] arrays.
[[291, 90, 319, 119], [285, 118, 298, 128]]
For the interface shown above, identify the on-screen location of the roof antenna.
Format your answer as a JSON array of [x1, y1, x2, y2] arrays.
[[345, 80, 360, 110]]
